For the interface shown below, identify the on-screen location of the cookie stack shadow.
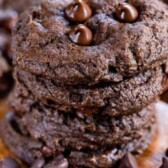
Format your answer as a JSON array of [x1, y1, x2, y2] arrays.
[[0, 0, 168, 168]]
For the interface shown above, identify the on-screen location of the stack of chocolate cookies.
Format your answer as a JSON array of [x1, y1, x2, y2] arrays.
[[1, 0, 168, 167]]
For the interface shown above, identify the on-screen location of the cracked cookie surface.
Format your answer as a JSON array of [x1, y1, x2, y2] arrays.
[[14, 63, 168, 116], [13, 0, 168, 86], [0, 93, 157, 167]]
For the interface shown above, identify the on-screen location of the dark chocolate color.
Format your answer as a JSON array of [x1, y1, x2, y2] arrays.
[[160, 157, 168, 168], [115, 3, 139, 23], [13, 64, 168, 116], [0, 92, 157, 167], [65, 0, 92, 22], [119, 153, 138, 168], [69, 24, 93, 46], [13, 0, 168, 86]]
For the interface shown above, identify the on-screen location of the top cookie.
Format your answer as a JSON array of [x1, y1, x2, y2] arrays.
[[13, 0, 168, 86]]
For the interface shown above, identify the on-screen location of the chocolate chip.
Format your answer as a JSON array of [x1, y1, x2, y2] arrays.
[[0, 157, 20, 168], [44, 156, 68, 168], [119, 153, 139, 168], [65, 0, 92, 22], [69, 24, 93, 46], [115, 3, 139, 23], [160, 157, 168, 168], [31, 158, 45, 168]]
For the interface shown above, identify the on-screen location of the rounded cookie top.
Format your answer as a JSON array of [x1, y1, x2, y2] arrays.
[[13, 0, 168, 86]]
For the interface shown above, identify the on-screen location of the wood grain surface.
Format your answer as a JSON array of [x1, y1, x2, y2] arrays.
[[0, 100, 168, 168]]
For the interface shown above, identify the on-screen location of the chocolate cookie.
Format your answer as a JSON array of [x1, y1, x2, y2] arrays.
[[0, 99, 157, 168], [13, 0, 168, 86], [1, 1, 166, 168], [13, 62, 167, 116]]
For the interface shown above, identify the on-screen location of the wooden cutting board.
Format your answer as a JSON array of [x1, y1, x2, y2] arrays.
[[0, 100, 168, 168]]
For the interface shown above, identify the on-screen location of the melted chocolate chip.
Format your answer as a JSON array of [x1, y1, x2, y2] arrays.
[[0, 157, 20, 168], [119, 153, 138, 168], [65, 0, 92, 22], [160, 157, 168, 168], [115, 3, 139, 23], [69, 24, 93, 46]]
